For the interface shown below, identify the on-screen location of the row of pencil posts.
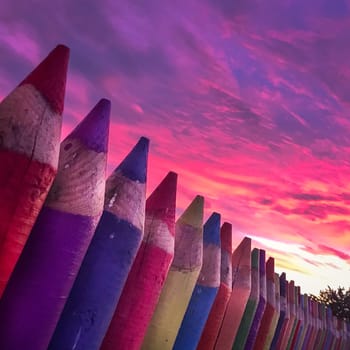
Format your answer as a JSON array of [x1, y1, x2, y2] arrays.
[[0, 45, 349, 350]]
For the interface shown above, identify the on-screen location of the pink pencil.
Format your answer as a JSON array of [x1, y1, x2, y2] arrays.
[[214, 237, 252, 350]]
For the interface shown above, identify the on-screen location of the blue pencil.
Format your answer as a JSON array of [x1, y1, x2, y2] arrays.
[[48, 137, 149, 350], [173, 212, 221, 350]]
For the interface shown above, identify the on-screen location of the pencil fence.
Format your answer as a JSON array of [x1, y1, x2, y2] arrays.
[[0, 45, 349, 350]]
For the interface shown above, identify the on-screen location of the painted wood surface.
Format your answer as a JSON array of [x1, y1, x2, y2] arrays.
[[276, 279, 291, 350], [0, 45, 69, 297], [323, 307, 335, 350], [296, 294, 308, 350], [270, 273, 287, 350], [48, 136, 148, 350], [173, 212, 221, 350], [215, 237, 252, 350], [262, 272, 281, 350], [290, 287, 303, 350], [0, 99, 109, 350], [245, 249, 266, 350], [301, 297, 313, 350], [253, 257, 275, 350], [309, 300, 320, 349], [316, 303, 327, 350], [197, 222, 232, 350], [101, 171, 177, 350], [282, 281, 296, 350], [142, 195, 204, 350], [232, 248, 260, 350]]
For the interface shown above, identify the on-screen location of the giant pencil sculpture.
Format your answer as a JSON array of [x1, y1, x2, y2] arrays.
[[321, 306, 333, 350], [245, 249, 266, 350], [232, 248, 260, 350], [173, 212, 221, 350], [308, 300, 319, 349], [299, 295, 311, 350], [322, 307, 332, 350], [142, 195, 204, 350], [0, 99, 109, 350], [275, 280, 291, 350], [270, 273, 287, 350], [282, 281, 296, 350], [0, 45, 69, 296], [267, 273, 281, 349], [301, 297, 314, 350], [48, 137, 148, 350], [290, 288, 303, 350], [101, 171, 177, 350], [197, 222, 233, 350], [315, 303, 326, 350], [295, 294, 308, 350], [215, 237, 252, 350], [253, 257, 276, 350]]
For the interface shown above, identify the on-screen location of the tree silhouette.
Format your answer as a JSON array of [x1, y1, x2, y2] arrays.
[[310, 286, 350, 322]]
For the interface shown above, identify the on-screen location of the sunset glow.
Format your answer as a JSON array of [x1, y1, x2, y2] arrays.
[[1, 0, 350, 294]]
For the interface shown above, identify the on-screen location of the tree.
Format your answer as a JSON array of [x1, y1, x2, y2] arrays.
[[310, 286, 350, 322]]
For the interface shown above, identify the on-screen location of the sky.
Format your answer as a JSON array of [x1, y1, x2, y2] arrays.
[[1, 0, 350, 295]]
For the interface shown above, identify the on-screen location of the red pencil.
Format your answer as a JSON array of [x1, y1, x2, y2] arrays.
[[0, 45, 69, 297]]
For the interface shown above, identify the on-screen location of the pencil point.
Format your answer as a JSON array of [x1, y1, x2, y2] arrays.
[[19, 44, 70, 114], [116, 137, 149, 183], [66, 99, 111, 153]]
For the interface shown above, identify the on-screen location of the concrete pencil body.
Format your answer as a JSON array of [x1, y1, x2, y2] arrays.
[[0, 45, 69, 297], [215, 237, 252, 350], [197, 222, 232, 350], [142, 195, 204, 350], [101, 172, 177, 350], [48, 137, 148, 350], [0, 99, 109, 350], [173, 212, 221, 350]]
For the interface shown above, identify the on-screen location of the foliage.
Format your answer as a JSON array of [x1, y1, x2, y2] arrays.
[[310, 286, 350, 322]]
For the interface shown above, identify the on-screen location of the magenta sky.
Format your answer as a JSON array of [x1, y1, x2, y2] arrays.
[[1, 0, 350, 294]]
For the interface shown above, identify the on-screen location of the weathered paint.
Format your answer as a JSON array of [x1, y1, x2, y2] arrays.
[[270, 273, 287, 350], [290, 287, 303, 350], [0, 99, 108, 350], [48, 137, 148, 350], [263, 272, 281, 350], [0, 45, 69, 297], [245, 249, 266, 350], [232, 248, 260, 350], [283, 281, 296, 350], [173, 213, 221, 350], [253, 257, 275, 350], [275, 280, 291, 350], [215, 237, 252, 350], [101, 172, 177, 350], [142, 195, 204, 350], [197, 222, 232, 350]]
